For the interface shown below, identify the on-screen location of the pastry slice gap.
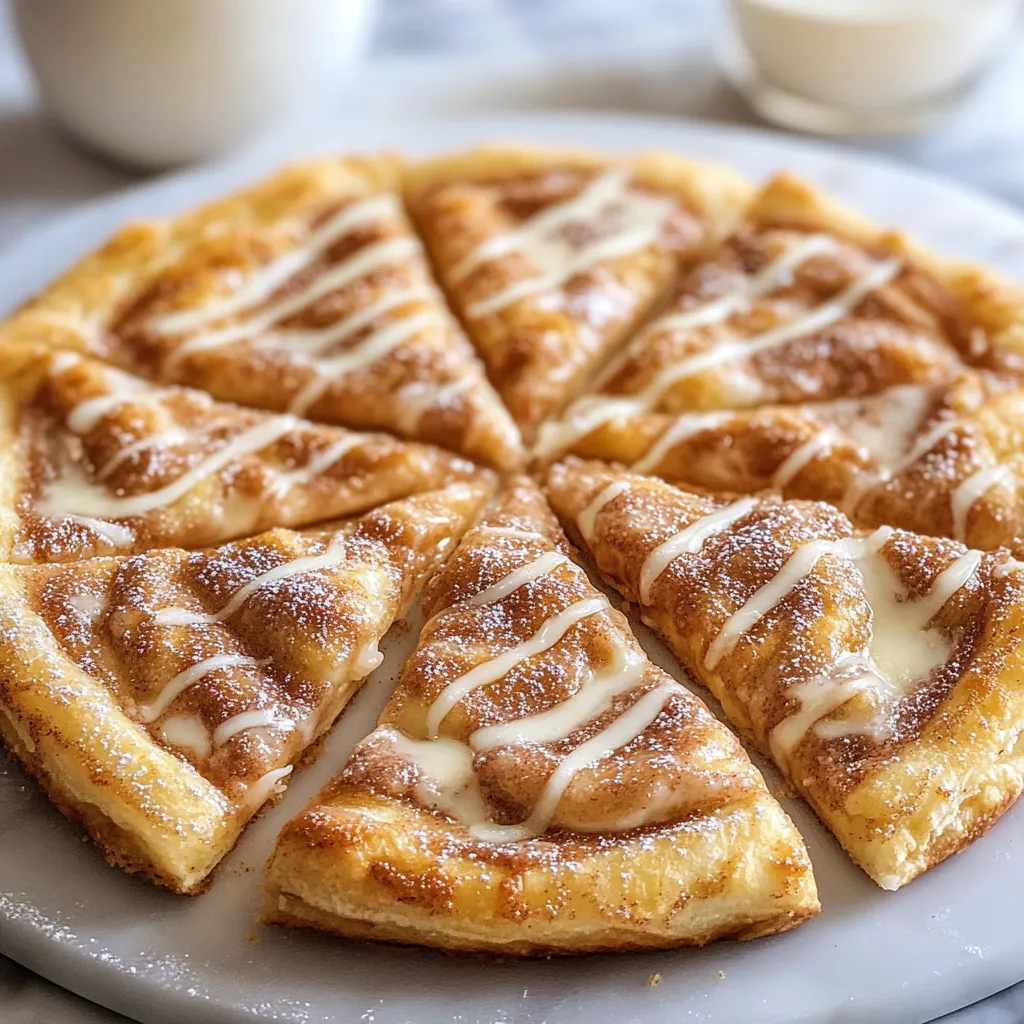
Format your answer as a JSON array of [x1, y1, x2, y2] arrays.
[[0, 482, 489, 893], [0, 157, 522, 469], [540, 172, 1024, 459], [546, 457, 1024, 890], [262, 477, 819, 954], [0, 344, 485, 564], [548, 371, 1024, 554], [404, 144, 751, 438]]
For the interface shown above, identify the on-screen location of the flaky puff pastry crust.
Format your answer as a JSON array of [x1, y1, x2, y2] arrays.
[[262, 479, 819, 954], [0, 158, 522, 470], [550, 371, 1024, 555], [404, 144, 752, 437], [542, 173, 1024, 460], [0, 483, 489, 893], [0, 343, 484, 564], [547, 459, 1024, 890]]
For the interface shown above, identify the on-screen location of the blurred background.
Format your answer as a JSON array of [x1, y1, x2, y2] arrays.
[[1, 0, 1022, 247]]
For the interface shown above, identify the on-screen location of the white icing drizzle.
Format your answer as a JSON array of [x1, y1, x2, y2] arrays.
[[654, 233, 838, 336], [66, 384, 162, 435], [40, 415, 298, 519], [287, 310, 440, 415], [544, 253, 903, 457], [696, 522, 981, 753], [454, 168, 675, 318], [426, 595, 608, 737], [995, 559, 1024, 580], [638, 256, 902, 399], [65, 515, 134, 547], [152, 535, 347, 627], [242, 765, 294, 811], [950, 464, 1013, 541], [382, 731, 494, 827], [395, 376, 471, 433], [577, 480, 630, 541], [470, 646, 647, 751], [472, 681, 679, 841], [163, 236, 421, 372], [138, 654, 268, 723], [630, 412, 733, 475], [159, 713, 212, 760], [93, 427, 191, 482], [465, 550, 570, 609], [265, 285, 431, 360], [213, 709, 286, 748], [640, 497, 758, 604], [150, 195, 401, 336], [271, 435, 362, 492], [705, 528, 892, 672], [771, 426, 841, 489]]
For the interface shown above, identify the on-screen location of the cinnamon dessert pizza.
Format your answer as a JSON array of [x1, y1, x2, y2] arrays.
[[539, 175, 1024, 552], [1, 143, 1024, 951], [0, 484, 487, 892], [1, 158, 522, 469], [0, 343, 483, 564], [262, 479, 819, 952], [547, 458, 1024, 890], [406, 145, 751, 436]]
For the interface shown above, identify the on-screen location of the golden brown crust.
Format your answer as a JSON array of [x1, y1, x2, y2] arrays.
[[262, 478, 819, 951], [405, 145, 752, 437], [546, 458, 1024, 889], [0, 158, 522, 470], [0, 342, 486, 564], [0, 484, 488, 892]]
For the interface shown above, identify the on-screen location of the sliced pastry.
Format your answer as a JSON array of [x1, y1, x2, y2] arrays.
[[0, 344, 483, 564], [262, 478, 819, 954], [405, 145, 751, 436], [546, 458, 1024, 890], [542, 173, 1024, 455], [546, 372, 1024, 554], [0, 158, 522, 469], [0, 483, 488, 893]]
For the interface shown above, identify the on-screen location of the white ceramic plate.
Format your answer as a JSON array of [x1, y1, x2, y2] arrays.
[[2, 111, 1024, 1024]]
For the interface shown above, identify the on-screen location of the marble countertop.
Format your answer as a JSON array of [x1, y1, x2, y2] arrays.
[[1, 1, 1023, 1022]]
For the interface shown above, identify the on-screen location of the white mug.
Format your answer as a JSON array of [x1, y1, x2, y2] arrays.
[[14, 0, 375, 169]]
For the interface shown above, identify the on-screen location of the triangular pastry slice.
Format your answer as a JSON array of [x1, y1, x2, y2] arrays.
[[0, 344, 483, 564], [405, 145, 751, 436], [542, 174, 1024, 455], [546, 458, 1024, 890], [547, 372, 1024, 554], [0, 483, 488, 893], [262, 479, 819, 954], [0, 158, 522, 469]]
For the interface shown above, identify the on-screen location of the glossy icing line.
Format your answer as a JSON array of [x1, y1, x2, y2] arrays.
[[39, 415, 300, 519], [542, 250, 902, 456], [454, 168, 675, 318], [152, 535, 348, 627], [139, 653, 269, 723], [150, 194, 402, 336], [426, 595, 608, 737], [639, 497, 758, 603]]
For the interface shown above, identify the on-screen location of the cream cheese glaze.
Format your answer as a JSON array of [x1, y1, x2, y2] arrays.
[[452, 168, 677, 319], [536, 239, 904, 457]]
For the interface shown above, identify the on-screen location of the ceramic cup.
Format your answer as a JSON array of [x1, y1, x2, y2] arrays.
[[14, 0, 375, 169]]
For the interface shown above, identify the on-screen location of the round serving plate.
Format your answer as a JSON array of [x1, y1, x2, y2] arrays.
[[2, 111, 1024, 1024]]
